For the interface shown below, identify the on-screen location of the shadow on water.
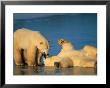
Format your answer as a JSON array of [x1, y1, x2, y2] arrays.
[[14, 66, 97, 75]]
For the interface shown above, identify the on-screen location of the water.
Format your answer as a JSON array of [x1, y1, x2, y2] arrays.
[[14, 13, 97, 75], [14, 66, 97, 75]]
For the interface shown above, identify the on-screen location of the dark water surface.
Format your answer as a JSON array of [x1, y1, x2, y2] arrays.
[[14, 66, 97, 75]]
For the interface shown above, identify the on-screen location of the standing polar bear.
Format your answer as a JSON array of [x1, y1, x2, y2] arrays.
[[14, 28, 49, 66]]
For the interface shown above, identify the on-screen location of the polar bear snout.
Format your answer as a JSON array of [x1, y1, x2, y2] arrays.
[[42, 52, 49, 59]]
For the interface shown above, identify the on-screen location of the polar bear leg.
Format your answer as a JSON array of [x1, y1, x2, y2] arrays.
[[14, 49, 22, 66], [23, 49, 28, 64], [27, 47, 35, 66], [37, 53, 42, 65]]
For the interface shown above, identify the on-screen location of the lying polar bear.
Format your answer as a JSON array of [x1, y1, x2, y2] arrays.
[[44, 39, 97, 68]]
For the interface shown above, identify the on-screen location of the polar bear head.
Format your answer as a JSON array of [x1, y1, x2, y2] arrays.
[[37, 39, 49, 58], [58, 39, 67, 46], [58, 39, 74, 51], [35, 32, 50, 59]]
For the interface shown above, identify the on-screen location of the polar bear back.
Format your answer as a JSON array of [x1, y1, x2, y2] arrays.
[[14, 28, 48, 49]]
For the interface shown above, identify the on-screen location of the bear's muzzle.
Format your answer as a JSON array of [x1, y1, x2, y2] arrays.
[[42, 52, 49, 59]]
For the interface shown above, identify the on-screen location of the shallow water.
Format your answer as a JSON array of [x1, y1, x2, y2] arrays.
[[14, 66, 97, 75]]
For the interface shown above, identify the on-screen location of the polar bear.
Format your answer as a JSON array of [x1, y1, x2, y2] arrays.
[[44, 39, 97, 68], [14, 28, 49, 66]]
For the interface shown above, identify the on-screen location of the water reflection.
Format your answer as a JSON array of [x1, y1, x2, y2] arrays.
[[14, 66, 97, 75]]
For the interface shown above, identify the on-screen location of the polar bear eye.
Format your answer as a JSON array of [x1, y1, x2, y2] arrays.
[[40, 42, 43, 45]]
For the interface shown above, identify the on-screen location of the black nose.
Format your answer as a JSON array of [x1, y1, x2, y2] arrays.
[[42, 53, 49, 59], [47, 54, 49, 56], [54, 62, 60, 68], [42, 52, 47, 59]]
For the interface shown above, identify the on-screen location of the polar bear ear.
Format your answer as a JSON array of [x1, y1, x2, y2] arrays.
[[40, 42, 43, 44]]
